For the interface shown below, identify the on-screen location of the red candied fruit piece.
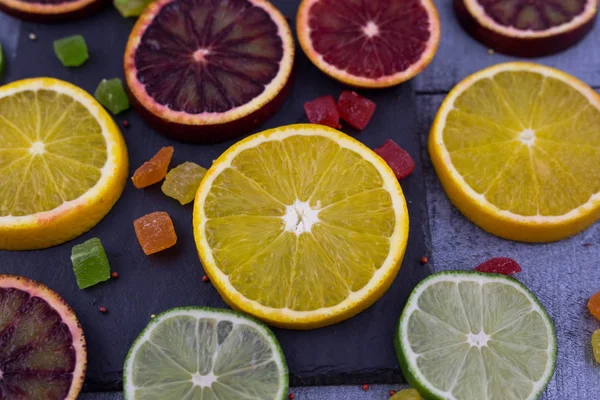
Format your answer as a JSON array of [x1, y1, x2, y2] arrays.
[[133, 211, 177, 255], [474, 257, 522, 275], [588, 292, 600, 321], [374, 140, 415, 180], [132, 146, 174, 189], [337, 91, 376, 130], [304, 95, 341, 129]]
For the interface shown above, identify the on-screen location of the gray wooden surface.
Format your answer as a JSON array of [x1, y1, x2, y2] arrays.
[[414, 1, 600, 92], [2, 0, 600, 398]]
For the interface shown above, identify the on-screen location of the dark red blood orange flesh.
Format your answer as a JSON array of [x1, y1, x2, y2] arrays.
[[0, 0, 105, 22], [124, 0, 294, 143], [297, 0, 440, 88], [454, 0, 598, 57], [0, 275, 86, 400]]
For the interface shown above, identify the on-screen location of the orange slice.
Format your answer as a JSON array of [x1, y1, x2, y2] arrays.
[[0, 78, 128, 250], [124, 0, 294, 142], [0, 274, 87, 399], [297, 0, 441, 88]]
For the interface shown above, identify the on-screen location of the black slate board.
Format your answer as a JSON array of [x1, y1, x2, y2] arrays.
[[0, 0, 432, 390]]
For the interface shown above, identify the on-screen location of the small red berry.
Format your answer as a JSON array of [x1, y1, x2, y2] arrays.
[[362, 384, 369, 391], [288, 394, 295, 400], [122, 120, 130, 128], [420, 256, 428, 265], [202, 275, 209, 283], [389, 390, 396, 397], [111, 271, 119, 279], [99, 306, 107, 313]]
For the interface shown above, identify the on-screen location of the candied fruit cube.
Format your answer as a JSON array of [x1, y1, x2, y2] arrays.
[[161, 162, 207, 205], [588, 291, 600, 321], [94, 78, 130, 115], [132, 146, 174, 188], [337, 91, 376, 130], [134, 211, 177, 255], [390, 389, 421, 400], [592, 330, 600, 364], [374, 139, 415, 180], [70, 238, 111, 289], [114, 0, 152, 17], [474, 257, 522, 275], [53, 35, 89, 67], [304, 95, 341, 129]]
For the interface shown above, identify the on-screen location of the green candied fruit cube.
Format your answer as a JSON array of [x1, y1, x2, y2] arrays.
[[161, 162, 207, 205], [114, 0, 153, 17], [53, 35, 89, 67], [71, 238, 111, 289], [94, 78, 130, 115]]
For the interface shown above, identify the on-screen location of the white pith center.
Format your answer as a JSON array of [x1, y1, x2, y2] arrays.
[[467, 331, 490, 349], [519, 129, 536, 146], [362, 21, 379, 38], [29, 141, 45, 155], [191, 371, 216, 387], [283, 200, 320, 235], [193, 48, 210, 63]]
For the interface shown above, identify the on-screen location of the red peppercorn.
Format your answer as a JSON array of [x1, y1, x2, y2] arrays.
[[111, 271, 119, 279], [122, 120, 130, 128], [99, 306, 107, 313], [202, 275, 209, 283], [288, 394, 295, 400], [389, 390, 396, 397], [420, 256, 428, 265], [362, 384, 369, 391]]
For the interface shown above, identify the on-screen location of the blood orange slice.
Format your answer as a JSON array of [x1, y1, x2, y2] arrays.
[[124, 0, 294, 143], [296, 0, 441, 89], [0, 275, 86, 399], [0, 0, 104, 21], [454, 0, 598, 57]]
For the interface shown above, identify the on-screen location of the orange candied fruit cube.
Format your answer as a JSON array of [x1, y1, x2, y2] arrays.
[[588, 291, 600, 321], [133, 211, 177, 255], [132, 146, 174, 188]]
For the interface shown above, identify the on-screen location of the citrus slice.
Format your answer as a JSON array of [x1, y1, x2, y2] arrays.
[[429, 62, 600, 242], [0, 274, 87, 399], [124, 0, 294, 143], [395, 271, 557, 400], [0, 0, 103, 21], [0, 78, 128, 250], [454, 0, 598, 57], [123, 307, 288, 400], [193, 124, 409, 329], [296, 0, 441, 88]]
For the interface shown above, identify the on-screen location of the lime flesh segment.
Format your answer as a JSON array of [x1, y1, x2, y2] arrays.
[[396, 271, 556, 400], [0, 89, 106, 217], [123, 307, 288, 400], [444, 69, 600, 217]]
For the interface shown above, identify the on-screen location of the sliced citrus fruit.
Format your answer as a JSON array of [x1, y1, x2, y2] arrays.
[[0, 0, 104, 21], [124, 0, 294, 143], [0, 78, 128, 250], [193, 124, 409, 329], [296, 0, 441, 89], [0, 274, 87, 399], [123, 307, 288, 400], [429, 62, 600, 242], [455, 0, 598, 57], [396, 271, 557, 400]]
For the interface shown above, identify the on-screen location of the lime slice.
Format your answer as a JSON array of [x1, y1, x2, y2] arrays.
[[123, 307, 288, 400], [395, 271, 557, 400]]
